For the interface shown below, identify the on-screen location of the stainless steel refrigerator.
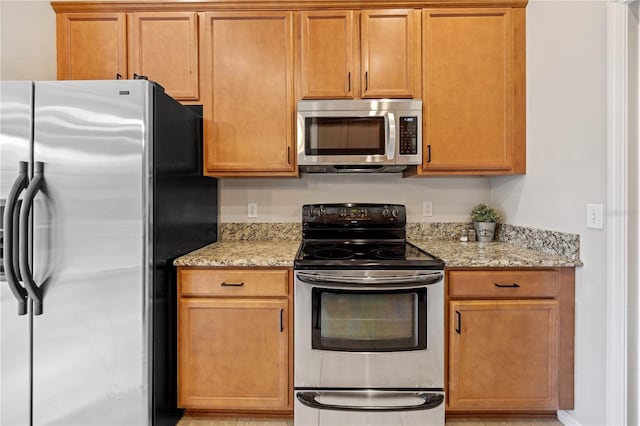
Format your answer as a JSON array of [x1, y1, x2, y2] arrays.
[[0, 80, 218, 426]]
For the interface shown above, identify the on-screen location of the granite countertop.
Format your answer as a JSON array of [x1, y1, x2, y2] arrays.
[[174, 239, 582, 268], [410, 240, 583, 268], [174, 240, 300, 267]]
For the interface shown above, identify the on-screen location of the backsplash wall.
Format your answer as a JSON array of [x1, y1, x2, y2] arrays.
[[219, 173, 492, 223]]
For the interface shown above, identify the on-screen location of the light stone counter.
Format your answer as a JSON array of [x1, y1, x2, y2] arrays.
[[174, 240, 300, 267], [410, 240, 583, 268], [174, 239, 581, 268]]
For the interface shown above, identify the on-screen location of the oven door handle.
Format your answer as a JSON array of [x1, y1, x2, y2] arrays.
[[296, 391, 444, 412], [296, 271, 443, 287]]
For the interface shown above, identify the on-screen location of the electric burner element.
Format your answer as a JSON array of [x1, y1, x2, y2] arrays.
[[311, 248, 354, 260], [373, 246, 405, 259]]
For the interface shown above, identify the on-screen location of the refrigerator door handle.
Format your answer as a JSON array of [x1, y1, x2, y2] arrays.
[[19, 161, 45, 315], [2, 161, 29, 315]]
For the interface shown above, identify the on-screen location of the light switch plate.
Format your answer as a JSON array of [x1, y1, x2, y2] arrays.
[[586, 203, 603, 229]]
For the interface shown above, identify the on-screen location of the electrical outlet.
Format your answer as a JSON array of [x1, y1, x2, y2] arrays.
[[423, 201, 433, 217], [248, 202, 258, 218], [586, 203, 603, 229]]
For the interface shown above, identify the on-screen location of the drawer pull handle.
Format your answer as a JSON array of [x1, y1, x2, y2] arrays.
[[494, 283, 521, 288], [455, 310, 461, 334], [221, 282, 245, 287]]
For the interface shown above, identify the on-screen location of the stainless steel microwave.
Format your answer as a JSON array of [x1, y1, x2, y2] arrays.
[[296, 99, 422, 173]]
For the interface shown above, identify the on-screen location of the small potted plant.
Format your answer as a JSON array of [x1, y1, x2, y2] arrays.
[[470, 203, 500, 242]]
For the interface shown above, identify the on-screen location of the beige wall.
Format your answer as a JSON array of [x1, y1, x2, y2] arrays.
[[0, 1, 56, 80], [492, 1, 608, 424]]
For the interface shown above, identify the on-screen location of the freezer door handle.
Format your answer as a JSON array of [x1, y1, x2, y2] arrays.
[[296, 391, 444, 412], [19, 161, 45, 315], [2, 161, 29, 315]]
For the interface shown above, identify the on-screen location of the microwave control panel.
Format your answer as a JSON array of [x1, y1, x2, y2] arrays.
[[399, 116, 418, 155]]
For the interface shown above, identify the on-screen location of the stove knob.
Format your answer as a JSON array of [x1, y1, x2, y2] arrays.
[[319, 206, 326, 216], [382, 207, 390, 217], [391, 208, 399, 218]]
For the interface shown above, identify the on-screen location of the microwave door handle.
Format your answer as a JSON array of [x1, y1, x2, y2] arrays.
[[386, 112, 395, 160], [296, 391, 444, 412]]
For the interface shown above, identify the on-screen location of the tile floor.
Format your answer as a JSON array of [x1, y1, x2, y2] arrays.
[[177, 416, 563, 426]]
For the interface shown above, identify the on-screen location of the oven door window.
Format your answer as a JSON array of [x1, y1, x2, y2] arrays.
[[311, 288, 427, 352], [305, 117, 385, 156]]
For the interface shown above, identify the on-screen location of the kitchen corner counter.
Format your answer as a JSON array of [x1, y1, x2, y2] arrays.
[[174, 240, 300, 267], [411, 240, 583, 268], [174, 239, 582, 268]]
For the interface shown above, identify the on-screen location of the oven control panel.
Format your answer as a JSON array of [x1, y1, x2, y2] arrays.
[[302, 203, 406, 225]]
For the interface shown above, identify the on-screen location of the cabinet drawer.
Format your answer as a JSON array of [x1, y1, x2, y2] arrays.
[[179, 268, 288, 297], [448, 269, 559, 298]]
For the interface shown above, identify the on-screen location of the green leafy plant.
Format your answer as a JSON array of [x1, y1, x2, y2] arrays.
[[470, 203, 500, 223]]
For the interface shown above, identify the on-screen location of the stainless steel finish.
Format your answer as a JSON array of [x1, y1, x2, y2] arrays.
[[0, 81, 33, 426], [294, 390, 445, 426], [296, 270, 443, 287], [296, 390, 444, 411], [296, 99, 422, 171], [30, 80, 150, 425], [294, 270, 444, 389], [386, 112, 395, 161]]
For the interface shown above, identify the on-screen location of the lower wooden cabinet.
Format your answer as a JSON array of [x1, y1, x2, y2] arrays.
[[177, 267, 292, 413], [446, 268, 575, 414]]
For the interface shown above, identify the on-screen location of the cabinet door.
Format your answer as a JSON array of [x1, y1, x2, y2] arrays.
[[56, 13, 126, 80], [448, 300, 559, 410], [299, 11, 356, 99], [421, 9, 525, 174], [200, 12, 295, 176], [127, 12, 199, 101], [178, 297, 289, 410], [360, 9, 421, 98]]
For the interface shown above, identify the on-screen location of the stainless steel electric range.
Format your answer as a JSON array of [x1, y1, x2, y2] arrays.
[[293, 203, 445, 426]]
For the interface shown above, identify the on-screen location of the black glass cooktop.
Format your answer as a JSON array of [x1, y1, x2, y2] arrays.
[[294, 241, 444, 270]]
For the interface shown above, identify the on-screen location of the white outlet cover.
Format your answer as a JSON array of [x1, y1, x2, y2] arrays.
[[248, 203, 258, 218], [423, 201, 433, 217]]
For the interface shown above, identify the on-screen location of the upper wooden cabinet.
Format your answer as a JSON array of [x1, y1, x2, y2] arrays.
[[200, 11, 296, 177], [127, 12, 199, 101], [56, 13, 127, 80], [56, 11, 199, 101], [418, 8, 526, 175], [298, 9, 421, 99]]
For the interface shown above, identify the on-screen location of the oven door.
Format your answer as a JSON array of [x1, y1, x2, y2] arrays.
[[294, 389, 445, 426], [294, 270, 444, 389]]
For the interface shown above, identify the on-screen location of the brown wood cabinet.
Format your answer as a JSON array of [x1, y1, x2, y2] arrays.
[[177, 267, 292, 414], [200, 11, 296, 177], [417, 8, 526, 175], [127, 12, 199, 101], [53, 0, 528, 177], [56, 11, 200, 102], [445, 268, 575, 414], [298, 9, 420, 99], [56, 12, 127, 81]]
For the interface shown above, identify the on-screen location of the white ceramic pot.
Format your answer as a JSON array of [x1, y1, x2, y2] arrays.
[[473, 222, 496, 242]]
